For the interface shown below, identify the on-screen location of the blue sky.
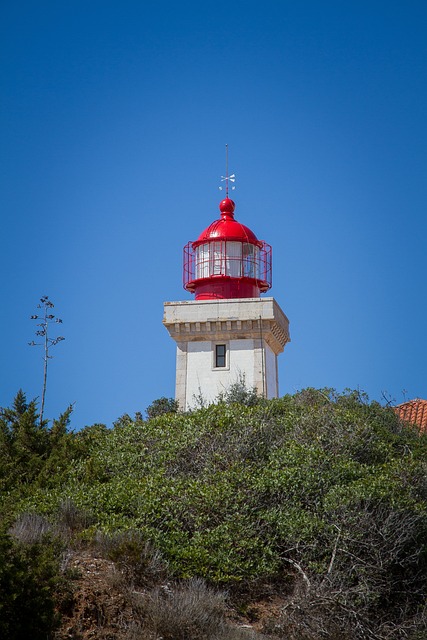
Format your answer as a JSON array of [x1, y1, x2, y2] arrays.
[[1, 1, 426, 428]]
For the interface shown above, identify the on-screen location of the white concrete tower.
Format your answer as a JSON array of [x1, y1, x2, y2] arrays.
[[163, 172, 290, 410]]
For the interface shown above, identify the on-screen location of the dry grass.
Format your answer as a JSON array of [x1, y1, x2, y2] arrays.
[[10, 500, 94, 547], [129, 578, 262, 640], [9, 511, 53, 544], [56, 497, 94, 537]]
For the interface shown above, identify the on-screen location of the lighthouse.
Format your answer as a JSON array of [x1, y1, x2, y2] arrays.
[[163, 171, 290, 410]]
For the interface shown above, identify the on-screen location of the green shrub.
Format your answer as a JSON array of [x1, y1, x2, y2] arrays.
[[4, 389, 427, 638], [216, 373, 261, 407], [95, 529, 168, 587], [146, 397, 179, 419]]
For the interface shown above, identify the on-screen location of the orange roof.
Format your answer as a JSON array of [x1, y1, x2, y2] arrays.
[[394, 399, 427, 431]]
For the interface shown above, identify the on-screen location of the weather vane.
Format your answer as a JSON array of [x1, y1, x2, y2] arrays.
[[219, 143, 236, 197]]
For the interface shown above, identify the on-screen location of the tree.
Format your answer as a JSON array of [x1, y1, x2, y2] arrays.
[[29, 296, 64, 426], [0, 390, 45, 484], [0, 391, 73, 490], [0, 528, 61, 639]]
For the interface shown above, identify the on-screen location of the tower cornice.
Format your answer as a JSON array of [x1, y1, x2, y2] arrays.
[[163, 297, 290, 355]]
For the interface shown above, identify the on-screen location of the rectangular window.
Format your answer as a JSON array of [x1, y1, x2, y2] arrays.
[[215, 344, 226, 368]]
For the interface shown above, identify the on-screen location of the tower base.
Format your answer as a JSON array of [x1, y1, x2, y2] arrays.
[[163, 297, 290, 411]]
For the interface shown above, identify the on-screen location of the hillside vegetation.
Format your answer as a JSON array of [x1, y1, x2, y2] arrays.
[[1, 388, 427, 639]]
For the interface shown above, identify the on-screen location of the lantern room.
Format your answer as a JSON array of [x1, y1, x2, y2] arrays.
[[183, 197, 272, 300]]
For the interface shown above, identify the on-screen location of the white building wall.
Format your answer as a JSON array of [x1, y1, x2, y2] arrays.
[[264, 342, 278, 399], [185, 339, 256, 409]]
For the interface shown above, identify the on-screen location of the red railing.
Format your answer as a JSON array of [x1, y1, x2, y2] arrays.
[[183, 240, 272, 293]]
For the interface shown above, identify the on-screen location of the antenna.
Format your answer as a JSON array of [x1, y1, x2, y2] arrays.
[[225, 143, 229, 197], [219, 143, 236, 196]]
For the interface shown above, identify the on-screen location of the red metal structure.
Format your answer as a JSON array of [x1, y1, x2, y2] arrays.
[[183, 197, 272, 300]]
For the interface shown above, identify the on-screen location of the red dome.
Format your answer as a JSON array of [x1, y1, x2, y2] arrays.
[[194, 198, 261, 247]]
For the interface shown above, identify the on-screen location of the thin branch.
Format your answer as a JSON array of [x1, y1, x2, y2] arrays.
[[282, 557, 311, 592], [326, 525, 341, 577]]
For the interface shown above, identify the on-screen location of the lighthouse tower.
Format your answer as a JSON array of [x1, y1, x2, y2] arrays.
[[163, 176, 290, 410]]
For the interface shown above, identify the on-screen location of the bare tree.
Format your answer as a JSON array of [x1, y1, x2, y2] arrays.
[[29, 295, 64, 426]]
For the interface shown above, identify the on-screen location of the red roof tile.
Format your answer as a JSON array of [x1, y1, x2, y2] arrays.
[[394, 399, 427, 431]]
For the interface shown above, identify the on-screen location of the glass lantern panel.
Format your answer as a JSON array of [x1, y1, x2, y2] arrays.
[[195, 243, 210, 279], [211, 241, 224, 275], [242, 243, 259, 279], [226, 241, 242, 277]]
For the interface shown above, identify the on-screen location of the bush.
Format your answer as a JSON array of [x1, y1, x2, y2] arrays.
[[146, 397, 179, 419], [6, 389, 427, 638], [216, 373, 261, 407]]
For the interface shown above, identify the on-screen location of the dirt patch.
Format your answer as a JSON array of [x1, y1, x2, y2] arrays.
[[55, 550, 136, 640], [54, 550, 286, 639]]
